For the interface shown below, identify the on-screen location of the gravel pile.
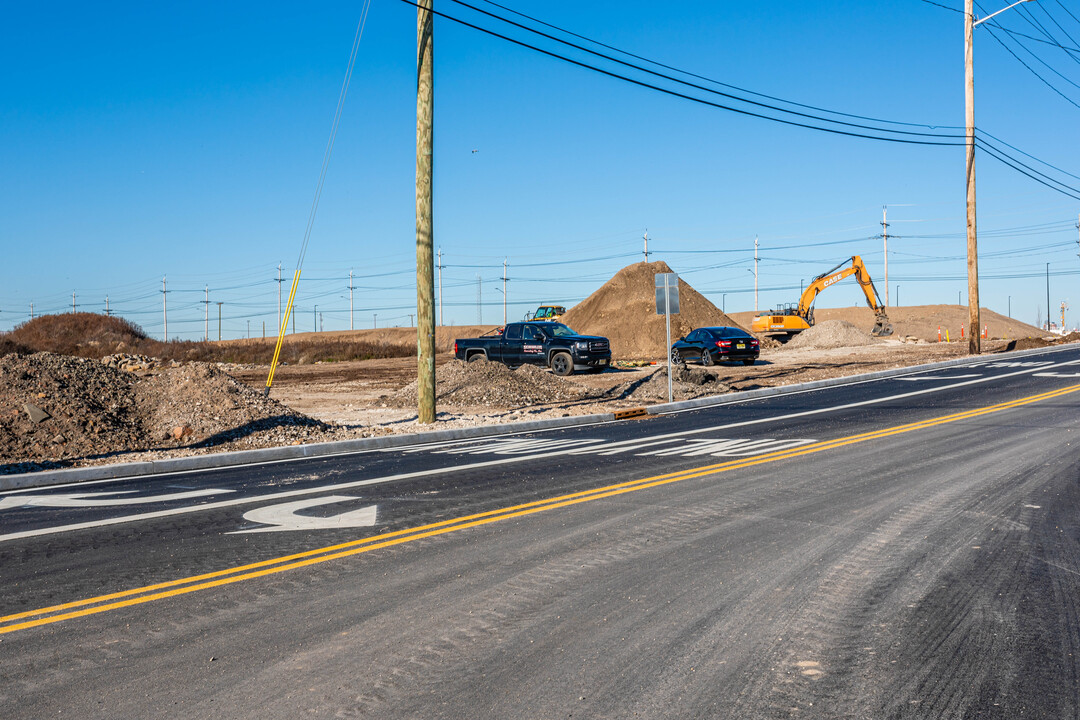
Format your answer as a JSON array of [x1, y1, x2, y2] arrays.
[[0, 352, 336, 474], [389, 359, 590, 408], [604, 365, 732, 403], [0, 353, 144, 469], [136, 362, 327, 446], [783, 320, 880, 350]]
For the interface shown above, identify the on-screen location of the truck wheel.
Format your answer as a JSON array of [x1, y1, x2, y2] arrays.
[[701, 349, 715, 366], [467, 352, 484, 363], [550, 352, 573, 377]]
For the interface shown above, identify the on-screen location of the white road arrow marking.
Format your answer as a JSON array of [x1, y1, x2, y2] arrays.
[[0, 488, 230, 511], [229, 496, 377, 534]]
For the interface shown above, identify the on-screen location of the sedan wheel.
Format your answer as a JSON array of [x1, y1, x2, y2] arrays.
[[701, 349, 715, 366], [670, 348, 681, 365]]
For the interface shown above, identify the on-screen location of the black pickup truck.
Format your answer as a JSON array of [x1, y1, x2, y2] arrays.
[[453, 322, 611, 376]]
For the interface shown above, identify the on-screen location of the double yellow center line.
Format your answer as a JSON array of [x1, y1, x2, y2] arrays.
[[3, 382, 1078, 635]]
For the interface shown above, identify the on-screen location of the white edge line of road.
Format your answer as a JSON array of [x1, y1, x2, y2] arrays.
[[1, 343, 1075, 493], [1, 344, 1077, 543]]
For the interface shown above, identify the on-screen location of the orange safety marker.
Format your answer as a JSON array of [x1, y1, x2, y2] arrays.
[[937, 326, 942, 342]]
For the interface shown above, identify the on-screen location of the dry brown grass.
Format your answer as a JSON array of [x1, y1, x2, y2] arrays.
[[2, 313, 414, 365]]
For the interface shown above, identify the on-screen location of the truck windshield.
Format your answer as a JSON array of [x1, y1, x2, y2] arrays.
[[544, 323, 579, 338]]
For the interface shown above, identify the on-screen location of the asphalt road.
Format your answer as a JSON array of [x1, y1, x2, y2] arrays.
[[3, 346, 1080, 718]]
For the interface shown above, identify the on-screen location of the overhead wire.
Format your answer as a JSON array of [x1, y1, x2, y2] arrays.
[[474, 0, 963, 132], [422, 1, 1080, 199], [396, 0, 964, 146], [442, 0, 964, 141]]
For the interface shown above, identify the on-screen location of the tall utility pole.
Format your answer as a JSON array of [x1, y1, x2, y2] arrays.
[[105, 296, 111, 316], [72, 292, 76, 314], [476, 275, 483, 323], [964, 0, 1034, 353], [437, 247, 444, 327], [753, 236, 759, 313], [964, 0, 980, 354], [1047, 263, 1051, 332], [502, 258, 508, 325], [276, 263, 284, 333], [162, 276, 168, 341], [216, 302, 223, 341], [415, 0, 436, 424], [204, 286, 210, 341], [643, 229, 650, 262], [30, 302, 34, 319], [348, 269, 355, 330], [882, 206, 890, 307]]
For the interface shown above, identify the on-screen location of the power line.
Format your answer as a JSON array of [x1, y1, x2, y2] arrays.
[[444, 0, 964, 140], [475, 0, 963, 132], [976, 138, 1080, 201], [976, 128, 1080, 182], [398, 0, 964, 146], [973, 137, 1080, 198], [919, 0, 1080, 54], [977, 7, 1080, 109]]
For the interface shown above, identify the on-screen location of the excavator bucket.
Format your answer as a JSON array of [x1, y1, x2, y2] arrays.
[[871, 312, 893, 337]]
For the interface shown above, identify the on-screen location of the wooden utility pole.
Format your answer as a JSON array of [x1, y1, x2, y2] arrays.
[[964, 0, 981, 354], [416, 0, 436, 424]]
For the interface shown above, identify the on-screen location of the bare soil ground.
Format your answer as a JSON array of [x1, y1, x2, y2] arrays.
[[0, 260, 1062, 477]]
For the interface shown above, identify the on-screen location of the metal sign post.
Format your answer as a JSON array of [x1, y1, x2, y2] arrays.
[[655, 273, 680, 404]]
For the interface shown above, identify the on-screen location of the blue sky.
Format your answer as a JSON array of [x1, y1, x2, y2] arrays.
[[3, 0, 1079, 339]]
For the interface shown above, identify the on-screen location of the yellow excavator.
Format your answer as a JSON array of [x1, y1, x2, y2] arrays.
[[751, 256, 893, 337]]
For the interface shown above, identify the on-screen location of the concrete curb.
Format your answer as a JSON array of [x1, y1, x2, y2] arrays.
[[2, 342, 1074, 491], [646, 341, 1078, 414]]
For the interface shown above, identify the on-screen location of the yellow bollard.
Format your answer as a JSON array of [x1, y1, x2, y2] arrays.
[[946, 329, 950, 342]]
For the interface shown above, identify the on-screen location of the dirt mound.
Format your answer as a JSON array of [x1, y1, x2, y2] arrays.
[[388, 358, 589, 408], [0, 352, 328, 473], [561, 261, 746, 360], [7, 313, 149, 359], [730, 305, 1045, 343], [0, 353, 145, 468], [136, 363, 325, 446], [784, 320, 880, 350], [604, 365, 732, 403], [996, 333, 1080, 352]]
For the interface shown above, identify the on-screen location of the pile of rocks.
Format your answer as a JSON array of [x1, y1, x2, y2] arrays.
[[783, 320, 880, 350], [389, 359, 591, 408], [100, 353, 176, 373], [0, 351, 338, 474], [604, 364, 732, 403]]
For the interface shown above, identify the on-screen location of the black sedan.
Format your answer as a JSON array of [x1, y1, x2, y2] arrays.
[[670, 326, 760, 366]]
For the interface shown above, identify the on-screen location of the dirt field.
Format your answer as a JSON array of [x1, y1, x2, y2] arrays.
[[231, 325, 1004, 427], [0, 262, 1062, 476]]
